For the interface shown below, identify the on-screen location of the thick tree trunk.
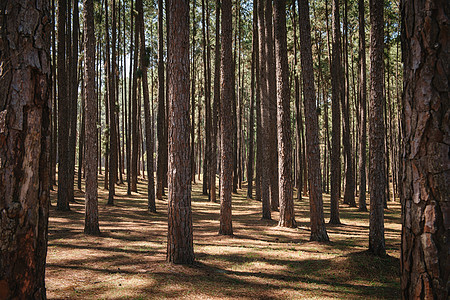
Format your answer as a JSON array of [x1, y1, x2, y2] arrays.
[[166, 0, 194, 264], [368, 0, 386, 256], [83, 0, 100, 236], [274, 0, 295, 228], [0, 1, 51, 297], [156, 0, 166, 200], [219, 0, 234, 235], [400, 0, 449, 298], [298, 0, 329, 242], [329, 0, 342, 224]]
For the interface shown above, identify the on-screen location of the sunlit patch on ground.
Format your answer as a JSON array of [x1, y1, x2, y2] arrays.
[[46, 172, 400, 299]]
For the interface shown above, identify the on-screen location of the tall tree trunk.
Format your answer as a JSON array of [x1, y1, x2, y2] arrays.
[[131, 5, 139, 193], [68, 0, 79, 203], [400, 0, 449, 297], [156, 0, 167, 200], [329, 0, 342, 224], [293, 3, 303, 200], [83, 0, 100, 235], [137, 0, 156, 212], [247, 0, 257, 200], [368, 0, 386, 256], [274, 0, 295, 228], [265, 0, 279, 212], [342, 0, 356, 208], [166, 0, 194, 264], [126, 0, 134, 195], [357, 0, 367, 212], [219, 0, 234, 235], [57, 0, 70, 211], [106, 0, 118, 204], [0, 0, 51, 296], [298, 0, 329, 242], [258, 0, 271, 220], [78, 75, 85, 191]]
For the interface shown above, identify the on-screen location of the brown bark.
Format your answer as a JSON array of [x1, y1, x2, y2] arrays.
[[219, 0, 234, 235], [106, 0, 118, 204], [358, 0, 367, 212], [137, 0, 156, 212], [368, 0, 386, 256], [274, 0, 295, 228], [265, 0, 279, 212], [211, 0, 220, 203], [400, 0, 449, 298], [191, 0, 197, 184], [0, 0, 51, 297], [247, 0, 257, 200], [329, 0, 341, 224], [156, 0, 166, 200], [258, 0, 271, 220], [83, 0, 100, 236], [57, 0, 70, 211], [298, 0, 329, 242], [166, 0, 194, 264], [131, 6, 139, 193]]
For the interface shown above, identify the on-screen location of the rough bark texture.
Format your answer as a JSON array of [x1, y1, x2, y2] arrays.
[[137, 0, 156, 212], [298, 0, 329, 242], [258, 0, 271, 220], [0, 0, 51, 297], [156, 0, 166, 200], [400, 0, 449, 298], [166, 0, 194, 264], [358, 0, 367, 212], [329, 0, 341, 224], [130, 5, 139, 193], [274, 0, 295, 228], [83, 0, 100, 236], [368, 0, 386, 256], [219, 0, 234, 234], [265, 0, 279, 212], [57, 0, 70, 211]]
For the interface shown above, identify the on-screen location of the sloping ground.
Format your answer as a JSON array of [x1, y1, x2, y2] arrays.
[[46, 174, 400, 299]]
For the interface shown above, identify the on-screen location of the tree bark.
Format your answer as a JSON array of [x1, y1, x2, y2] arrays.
[[0, 0, 51, 297], [368, 0, 386, 256], [156, 0, 167, 200], [137, 0, 156, 212], [329, 0, 342, 224], [400, 0, 449, 298], [258, 0, 271, 220], [57, 0, 70, 211], [219, 0, 234, 235], [265, 0, 279, 212], [166, 0, 194, 264], [357, 0, 367, 212], [274, 0, 295, 228], [298, 0, 329, 242], [83, 0, 100, 236]]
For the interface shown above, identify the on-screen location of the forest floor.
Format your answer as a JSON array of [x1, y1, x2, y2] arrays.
[[46, 173, 401, 299]]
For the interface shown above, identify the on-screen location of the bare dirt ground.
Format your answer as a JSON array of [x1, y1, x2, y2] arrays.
[[46, 174, 400, 299]]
